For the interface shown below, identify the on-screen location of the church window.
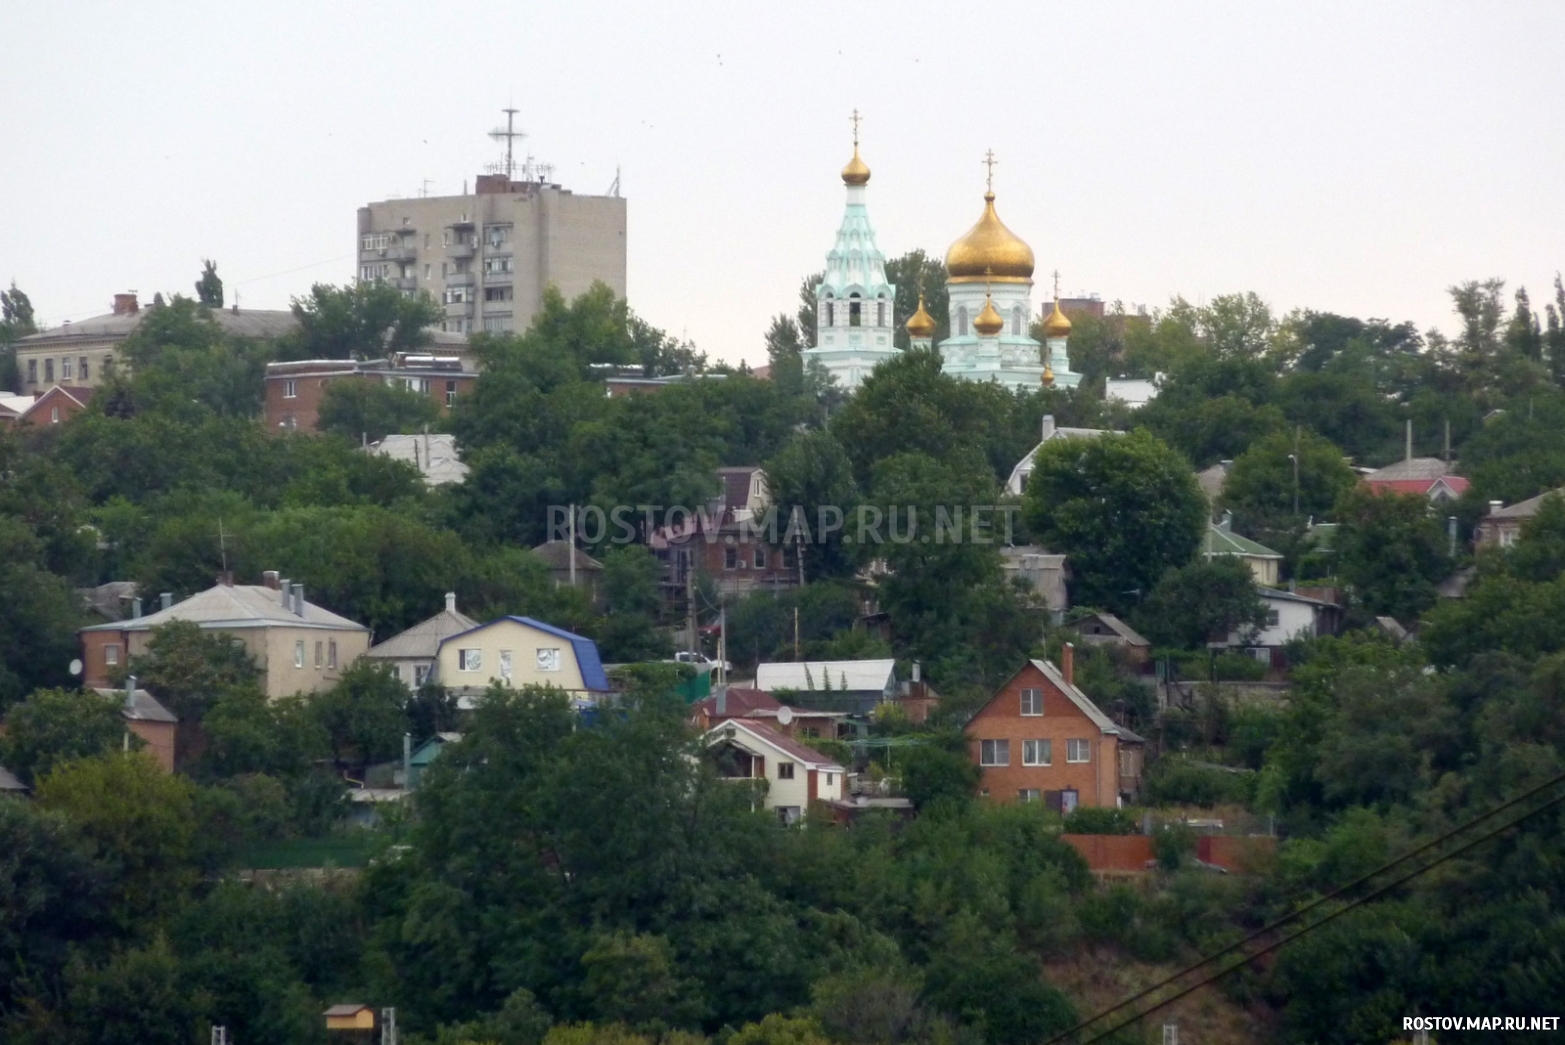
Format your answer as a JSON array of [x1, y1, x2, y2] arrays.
[[1013, 307, 1024, 335], [825, 302, 835, 327], [849, 295, 861, 327], [876, 301, 885, 327], [957, 307, 968, 337]]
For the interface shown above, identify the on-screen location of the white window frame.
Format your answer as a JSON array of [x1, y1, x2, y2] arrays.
[[980, 739, 1010, 767], [1023, 739, 1052, 766], [283, 379, 297, 398], [536, 647, 561, 672], [1067, 738, 1091, 764], [459, 648, 482, 672], [1020, 687, 1043, 716], [328, 641, 337, 669], [294, 640, 305, 668], [499, 649, 513, 681], [61, 357, 73, 380], [104, 643, 120, 666], [1019, 788, 1041, 803]]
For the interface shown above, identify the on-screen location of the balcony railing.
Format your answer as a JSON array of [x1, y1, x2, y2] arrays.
[[445, 272, 475, 287], [483, 270, 514, 285], [447, 242, 475, 258]]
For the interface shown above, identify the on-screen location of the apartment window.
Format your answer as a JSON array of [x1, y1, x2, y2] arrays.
[[482, 314, 512, 333], [1266, 608, 1281, 627], [283, 379, 297, 398], [61, 358, 73, 380], [485, 224, 511, 248], [482, 255, 514, 275], [79, 357, 89, 381], [362, 233, 390, 250], [484, 285, 513, 302], [1023, 739, 1052, 766], [444, 286, 473, 304], [1020, 687, 1043, 716], [445, 379, 457, 406], [536, 647, 561, 672], [360, 263, 390, 280], [26, 359, 36, 383], [328, 641, 337, 669], [104, 643, 120, 667], [424, 264, 431, 279], [724, 547, 738, 569], [754, 546, 768, 569], [1019, 788, 1041, 803], [315, 641, 323, 668], [44, 358, 54, 383], [980, 739, 1010, 766], [294, 640, 305, 668], [459, 648, 481, 672], [1067, 739, 1091, 763], [777, 761, 795, 780]]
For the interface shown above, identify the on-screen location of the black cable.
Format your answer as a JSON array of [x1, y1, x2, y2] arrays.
[[1063, 786, 1565, 1045], [1044, 767, 1565, 1045]]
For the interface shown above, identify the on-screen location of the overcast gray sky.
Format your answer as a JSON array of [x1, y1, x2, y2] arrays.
[[5, 1, 1563, 367]]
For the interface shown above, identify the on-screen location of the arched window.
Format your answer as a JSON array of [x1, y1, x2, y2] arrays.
[[876, 301, 885, 327], [957, 307, 969, 337], [1013, 307, 1024, 335], [849, 293, 862, 327], [825, 302, 834, 327]]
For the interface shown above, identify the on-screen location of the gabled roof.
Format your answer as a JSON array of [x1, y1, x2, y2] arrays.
[[93, 688, 178, 724], [1203, 520, 1282, 559], [1486, 488, 1565, 520], [368, 433, 469, 485], [0, 764, 27, 791], [704, 718, 846, 771], [441, 616, 609, 692], [973, 659, 1139, 741], [755, 659, 897, 694], [1257, 587, 1336, 608], [1365, 476, 1471, 497], [530, 540, 604, 572], [716, 466, 766, 510], [79, 583, 367, 634], [1362, 457, 1450, 482], [694, 688, 782, 718], [1071, 612, 1149, 647], [19, 307, 297, 345], [366, 607, 479, 660]]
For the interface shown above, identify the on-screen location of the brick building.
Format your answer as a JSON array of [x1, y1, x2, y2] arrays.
[[264, 348, 475, 432], [650, 467, 799, 601], [964, 651, 1145, 809]]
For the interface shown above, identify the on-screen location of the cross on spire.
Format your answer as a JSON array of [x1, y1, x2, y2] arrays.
[[982, 149, 998, 192], [1053, 270, 1061, 300], [850, 109, 862, 147]]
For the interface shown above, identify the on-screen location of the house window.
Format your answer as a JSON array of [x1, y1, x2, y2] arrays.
[[104, 643, 120, 666], [484, 286, 513, 302], [826, 772, 835, 786], [1266, 609, 1280, 627], [1019, 788, 1041, 802], [459, 648, 482, 672], [536, 648, 561, 672], [315, 641, 323, 668], [44, 358, 53, 383], [1067, 739, 1091, 763], [50, 407, 60, 424], [777, 761, 795, 780], [328, 641, 337, 669], [1023, 739, 1052, 766], [79, 357, 89, 381], [26, 359, 37, 383], [414, 664, 430, 687], [754, 547, 767, 569], [61, 358, 73, 380], [294, 640, 305, 668], [446, 380, 457, 406], [1020, 688, 1043, 716], [500, 649, 513, 681], [980, 739, 1010, 766], [724, 547, 738, 570], [957, 307, 968, 336], [283, 379, 297, 398]]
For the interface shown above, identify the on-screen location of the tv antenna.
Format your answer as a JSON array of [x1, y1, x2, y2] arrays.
[[489, 107, 524, 180]]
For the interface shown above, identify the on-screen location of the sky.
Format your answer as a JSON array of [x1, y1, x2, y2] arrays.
[[5, 1, 1564, 368]]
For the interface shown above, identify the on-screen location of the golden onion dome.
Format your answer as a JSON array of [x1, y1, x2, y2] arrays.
[[906, 292, 937, 339], [1042, 360, 1055, 387], [1044, 298, 1072, 338], [974, 292, 1005, 336], [946, 191, 1034, 283], [841, 145, 871, 186]]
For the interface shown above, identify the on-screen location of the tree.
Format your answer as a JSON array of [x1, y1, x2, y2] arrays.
[[898, 742, 979, 809], [195, 259, 223, 308], [765, 430, 859, 580], [1021, 428, 1207, 613], [112, 296, 273, 419], [0, 282, 36, 392], [1221, 428, 1358, 533], [311, 660, 410, 764], [884, 250, 949, 351], [0, 516, 80, 709], [316, 378, 441, 443], [1334, 486, 1452, 619], [1, 688, 129, 785], [1134, 558, 1268, 650], [280, 281, 441, 361], [763, 315, 806, 397], [596, 545, 672, 663], [64, 937, 209, 1045], [126, 620, 261, 726]]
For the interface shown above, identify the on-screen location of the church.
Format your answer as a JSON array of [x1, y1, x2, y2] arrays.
[[800, 123, 1082, 393]]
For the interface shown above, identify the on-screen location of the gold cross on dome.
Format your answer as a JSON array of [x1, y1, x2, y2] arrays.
[[850, 109, 862, 146], [982, 150, 998, 192]]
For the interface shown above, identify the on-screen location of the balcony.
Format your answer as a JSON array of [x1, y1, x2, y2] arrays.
[[483, 270, 513, 285], [445, 272, 475, 287], [391, 277, 417, 291], [444, 300, 474, 317], [446, 215, 475, 228], [447, 241, 475, 259], [386, 246, 417, 263]]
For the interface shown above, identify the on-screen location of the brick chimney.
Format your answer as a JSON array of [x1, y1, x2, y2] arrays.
[[262, 570, 280, 590], [1062, 641, 1075, 688], [112, 293, 139, 316]]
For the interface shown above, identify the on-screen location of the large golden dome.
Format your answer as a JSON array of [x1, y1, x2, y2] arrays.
[[841, 145, 870, 186], [946, 191, 1034, 284], [906, 292, 936, 338]]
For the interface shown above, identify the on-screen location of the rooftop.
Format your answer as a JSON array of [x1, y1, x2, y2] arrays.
[[1204, 517, 1283, 559], [366, 600, 479, 660], [80, 582, 367, 634], [531, 540, 604, 572], [1487, 488, 1565, 519], [706, 718, 846, 771], [755, 659, 897, 694], [19, 306, 297, 345], [1363, 457, 1452, 482]]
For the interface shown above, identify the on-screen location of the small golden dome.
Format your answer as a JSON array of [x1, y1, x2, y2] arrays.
[[1042, 361, 1055, 387], [841, 145, 871, 186], [946, 192, 1034, 284], [1044, 298, 1072, 338], [974, 292, 1004, 336], [906, 292, 936, 339]]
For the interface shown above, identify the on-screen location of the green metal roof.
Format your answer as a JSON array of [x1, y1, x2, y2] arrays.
[[1202, 522, 1282, 559]]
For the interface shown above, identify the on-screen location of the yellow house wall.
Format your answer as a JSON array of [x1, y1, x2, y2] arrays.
[[438, 619, 588, 691], [126, 626, 368, 699]]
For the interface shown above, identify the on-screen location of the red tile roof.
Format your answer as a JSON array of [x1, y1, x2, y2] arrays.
[[726, 719, 844, 769], [1364, 476, 1470, 496], [694, 688, 781, 718]]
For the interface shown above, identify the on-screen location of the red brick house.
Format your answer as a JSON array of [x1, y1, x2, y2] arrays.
[[263, 348, 475, 433], [964, 650, 1145, 809], [650, 467, 799, 601], [2, 385, 96, 428]]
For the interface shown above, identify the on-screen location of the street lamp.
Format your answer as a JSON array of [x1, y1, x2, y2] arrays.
[[1287, 453, 1300, 516]]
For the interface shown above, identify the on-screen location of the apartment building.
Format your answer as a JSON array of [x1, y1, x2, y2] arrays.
[[357, 172, 626, 336]]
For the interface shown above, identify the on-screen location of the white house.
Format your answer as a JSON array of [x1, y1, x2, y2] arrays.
[[434, 615, 609, 705], [1004, 415, 1122, 496], [363, 592, 478, 688], [1105, 376, 1161, 409], [705, 718, 846, 824], [1229, 588, 1340, 651]]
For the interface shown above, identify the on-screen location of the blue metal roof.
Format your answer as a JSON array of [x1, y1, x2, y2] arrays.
[[444, 616, 609, 692]]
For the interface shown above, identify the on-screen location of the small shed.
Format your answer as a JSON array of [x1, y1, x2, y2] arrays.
[[408, 732, 462, 789], [325, 1003, 376, 1031]]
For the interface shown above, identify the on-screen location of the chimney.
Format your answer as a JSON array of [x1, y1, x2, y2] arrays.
[[132, 597, 142, 619], [1062, 642, 1075, 688], [912, 660, 921, 683], [293, 585, 305, 617], [1489, 500, 1503, 515], [279, 579, 291, 604], [124, 674, 137, 711], [1040, 414, 1056, 441], [1220, 510, 1233, 533], [112, 292, 139, 316], [160, 592, 173, 611], [716, 689, 727, 717], [263, 570, 280, 590], [445, 591, 457, 613]]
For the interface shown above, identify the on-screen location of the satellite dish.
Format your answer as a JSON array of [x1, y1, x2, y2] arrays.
[[776, 706, 794, 726], [68, 658, 83, 677]]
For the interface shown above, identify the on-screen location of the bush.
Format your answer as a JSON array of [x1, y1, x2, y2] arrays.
[[1062, 807, 1139, 835], [1142, 757, 1256, 808]]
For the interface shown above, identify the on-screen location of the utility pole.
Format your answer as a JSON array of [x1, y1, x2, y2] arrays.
[[793, 606, 800, 660], [568, 504, 576, 589], [381, 1007, 398, 1045], [1288, 453, 1300, 517], [685, 550, 696, 657], [718, 605, 727, 686]]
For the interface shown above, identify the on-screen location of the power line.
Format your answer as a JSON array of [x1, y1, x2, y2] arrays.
[[1045, 769, 1565, 1045]]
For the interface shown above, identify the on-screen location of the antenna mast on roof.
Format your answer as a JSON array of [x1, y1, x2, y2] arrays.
[[489, 108, 524, 181]]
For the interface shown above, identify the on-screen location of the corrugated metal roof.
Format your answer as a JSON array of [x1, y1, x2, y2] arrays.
[[1487, 488, 1565, 519], [366, 608, 480, 660], [93, 688, 178, 724], [1203, 522, 1282, 559], [755, 659, 897, 694], [1363, 457, 1450, 482], [80, 583, 367, 634]]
